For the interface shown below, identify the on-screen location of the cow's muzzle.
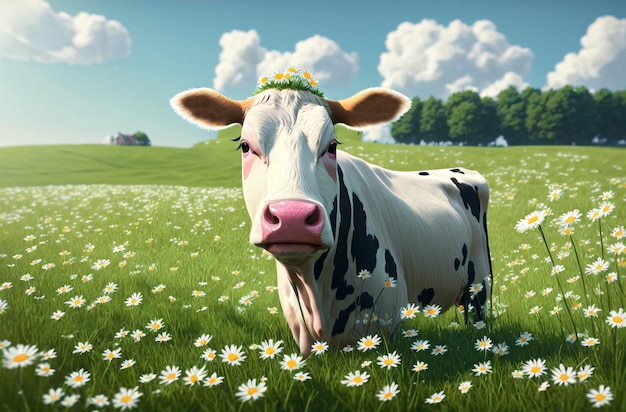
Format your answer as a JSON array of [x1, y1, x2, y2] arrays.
[[257, 200, 325, 257]]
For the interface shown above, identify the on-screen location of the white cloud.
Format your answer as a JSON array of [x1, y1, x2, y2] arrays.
[[480, 72, 529, 98], [257, 35, 358, 88], [546, 15, 626, 90], [213, 31, 358, 96], [213, 29, 266, 94], [362, 124, 395, 144], [378, 19, 533, 99], [0, 0, 131, 65]]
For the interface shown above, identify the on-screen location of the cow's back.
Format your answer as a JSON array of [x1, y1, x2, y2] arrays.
[[336, 151, 491, 314]]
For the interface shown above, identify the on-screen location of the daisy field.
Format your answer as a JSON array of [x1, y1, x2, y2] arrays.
[[0, 143, 625, 411]]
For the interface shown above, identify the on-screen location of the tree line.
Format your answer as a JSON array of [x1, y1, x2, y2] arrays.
[[391, 86, 626, 146]]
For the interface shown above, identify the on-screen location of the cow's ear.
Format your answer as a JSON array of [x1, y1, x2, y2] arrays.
[[326, 88, 411, 129], [170, 88, 254, 130]]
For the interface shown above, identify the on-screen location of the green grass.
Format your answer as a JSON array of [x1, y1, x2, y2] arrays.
[[0, 141, 625, 411], [0, 126, 364, 189]]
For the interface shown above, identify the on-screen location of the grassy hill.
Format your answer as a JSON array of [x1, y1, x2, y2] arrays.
[[1, 125, 624, 189], [0, 126, 365, 188]]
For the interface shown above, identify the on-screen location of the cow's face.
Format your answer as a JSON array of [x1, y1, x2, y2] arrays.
[[237, 91, 338, 264], [171, 87, 410, 266]]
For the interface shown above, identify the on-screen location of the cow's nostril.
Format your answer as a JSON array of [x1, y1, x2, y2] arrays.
[[305, 207, 320, 226], [265, 207, 280, 224]]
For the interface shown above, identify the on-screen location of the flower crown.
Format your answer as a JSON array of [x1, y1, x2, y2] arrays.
[[255, 67, 324, 98]]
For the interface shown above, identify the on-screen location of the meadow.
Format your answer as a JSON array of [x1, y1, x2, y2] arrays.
[[0, 136, 624, 411]]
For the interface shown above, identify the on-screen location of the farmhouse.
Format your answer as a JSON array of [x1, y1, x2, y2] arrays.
[[112, 133, 140, 146], [104, 132, 151, 146]]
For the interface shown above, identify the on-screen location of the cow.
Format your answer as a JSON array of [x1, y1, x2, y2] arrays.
[[171, 77, 492, 357]]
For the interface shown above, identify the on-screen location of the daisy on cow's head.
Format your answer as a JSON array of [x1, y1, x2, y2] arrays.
[[255, 67, 324, 98]]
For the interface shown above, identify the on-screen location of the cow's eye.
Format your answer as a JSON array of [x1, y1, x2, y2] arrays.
[[237, 141, 250, 153], [328, 141, 338, 155]]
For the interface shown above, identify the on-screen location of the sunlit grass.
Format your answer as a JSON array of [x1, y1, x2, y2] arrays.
[[0, 145, 625, 411]]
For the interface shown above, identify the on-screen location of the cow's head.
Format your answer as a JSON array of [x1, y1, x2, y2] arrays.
[[171, 85, 410, 266]]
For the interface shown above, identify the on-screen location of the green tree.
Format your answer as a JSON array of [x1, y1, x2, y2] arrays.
[[534, 86, 598, 145], [391, 97, 422, 143], [133, 131, 151, 146], [594, 88, 622, 144], [496, 86, 526, 145], [525, 89, 557, 144], [479, 96, 500, 144], [446, 90, 497, 144], [419, 97, 448, 142], [613, 90, 626, 143], [568, 86, 599, 144]]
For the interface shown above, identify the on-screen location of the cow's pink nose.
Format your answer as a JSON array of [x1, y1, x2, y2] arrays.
[[261, 200, 324, 247]]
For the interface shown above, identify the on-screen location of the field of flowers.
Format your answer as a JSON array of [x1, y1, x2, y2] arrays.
[[0, 145, 625, 411]]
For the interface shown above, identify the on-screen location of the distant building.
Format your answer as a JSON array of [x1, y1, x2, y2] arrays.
[[103, 132, 151, 146], [113, 132, 141, 146]]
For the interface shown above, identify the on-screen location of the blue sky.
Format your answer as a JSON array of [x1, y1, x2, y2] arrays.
[[1, 0, 625, 147]]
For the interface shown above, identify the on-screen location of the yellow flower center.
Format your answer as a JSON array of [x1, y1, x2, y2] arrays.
[[190, 376, 198, 383], [559, 374, 568, 382], [265, 348, 275, 355], [613, 316, 624, 324], [227, 353, 239, 362], [596, 393, 605, 402], [384, 393, 392, 399], [353, 376, 363, 383], [208, 377, 217, 384], [530, 366, 540, 374], [248, 387, 258, 396], [121, 395, 131, 403], [13, 354, 29, 363], [528, 215, 539, 224], [167, 373, 176, 380], [287, 360, 297, 369], [74, 376, 83, 382], [364, 340, 373, 347], [405, 309, 414, 316]]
